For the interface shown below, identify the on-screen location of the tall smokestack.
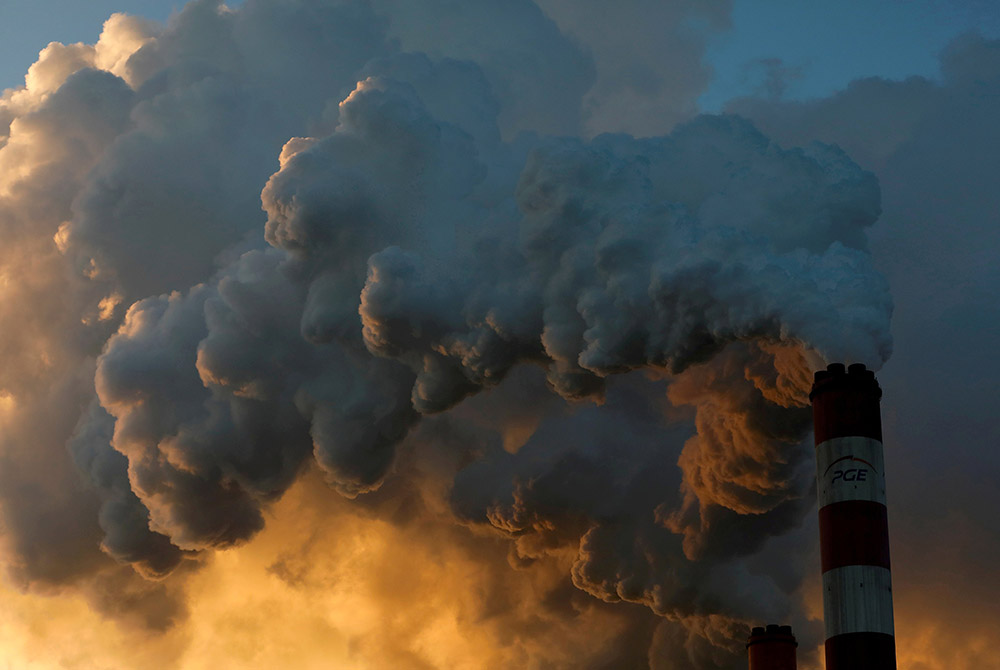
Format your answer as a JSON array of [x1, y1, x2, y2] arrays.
[[746, 624, 797, 670], [810, 363, 896, 669]]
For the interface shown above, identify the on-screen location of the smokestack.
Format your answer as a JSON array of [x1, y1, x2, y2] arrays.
[[746, 624, 797, 670], [810, 363, 896, 669]]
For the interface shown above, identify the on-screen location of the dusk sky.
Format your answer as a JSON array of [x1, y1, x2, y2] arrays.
[[0, 1, 998, 669]]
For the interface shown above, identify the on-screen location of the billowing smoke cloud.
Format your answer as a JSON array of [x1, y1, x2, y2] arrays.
[[0, 1, 897, 667]]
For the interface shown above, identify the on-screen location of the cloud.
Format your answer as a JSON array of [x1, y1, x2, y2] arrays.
[[536, 0, 732, 136], [369, 0, 595, 138]]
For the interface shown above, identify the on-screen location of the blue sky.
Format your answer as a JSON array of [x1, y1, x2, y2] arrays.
[[3, 0, 998, 108], [0, 1, 180, 89], [700, 0, 1000, 109], [0, 1, 184, 90]]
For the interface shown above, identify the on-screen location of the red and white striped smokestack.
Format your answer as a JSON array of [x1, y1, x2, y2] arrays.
[[810, 363, 896, 669]]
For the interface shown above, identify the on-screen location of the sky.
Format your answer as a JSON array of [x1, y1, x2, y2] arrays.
[[4, 0, 999, 106], [701, 0, 1000, 109], [0, 1, 998, 669]]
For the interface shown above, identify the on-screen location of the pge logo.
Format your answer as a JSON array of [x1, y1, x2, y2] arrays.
[[824, 455, 878, 485], [831, 469, 867, 483]]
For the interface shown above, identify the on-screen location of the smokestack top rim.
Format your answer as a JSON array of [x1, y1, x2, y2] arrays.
[[809, 362, 882, 401], [746, 623, 799, 649]]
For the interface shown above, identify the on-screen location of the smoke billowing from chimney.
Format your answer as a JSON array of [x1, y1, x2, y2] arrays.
[[0, 0, 893, 665]]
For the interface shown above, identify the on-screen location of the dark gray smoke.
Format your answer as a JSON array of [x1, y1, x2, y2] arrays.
[[0, 1, 896, 666]]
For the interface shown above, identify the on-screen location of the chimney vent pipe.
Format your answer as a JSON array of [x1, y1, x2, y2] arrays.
[[746, 624, 797, 670]]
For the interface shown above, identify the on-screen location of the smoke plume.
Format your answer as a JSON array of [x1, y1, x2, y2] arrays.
[[0, 1, 895, 667]]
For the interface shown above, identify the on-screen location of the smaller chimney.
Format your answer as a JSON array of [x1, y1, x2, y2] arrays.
[[747, 624, 797, 670]]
